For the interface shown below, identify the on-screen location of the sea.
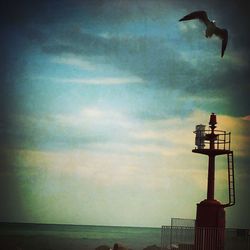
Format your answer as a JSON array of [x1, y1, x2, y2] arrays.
[[0, 222, 162, 250]]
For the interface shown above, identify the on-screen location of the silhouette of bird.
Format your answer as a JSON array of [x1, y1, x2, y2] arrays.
[[179, 11, 228, 57]]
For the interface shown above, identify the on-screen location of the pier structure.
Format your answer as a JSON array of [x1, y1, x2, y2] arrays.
[[193, 113, 235, 250]]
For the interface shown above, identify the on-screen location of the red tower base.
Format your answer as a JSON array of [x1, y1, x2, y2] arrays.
[[195, 199, 225, 250]]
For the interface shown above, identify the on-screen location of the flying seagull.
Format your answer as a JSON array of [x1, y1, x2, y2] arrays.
[[179, 11, 228, 57]]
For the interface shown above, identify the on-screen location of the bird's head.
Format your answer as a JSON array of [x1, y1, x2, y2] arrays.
[[212, 20, 216, 25]]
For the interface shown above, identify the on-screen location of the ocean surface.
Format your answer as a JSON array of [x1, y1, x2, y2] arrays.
[[0, 222, 162, 250]]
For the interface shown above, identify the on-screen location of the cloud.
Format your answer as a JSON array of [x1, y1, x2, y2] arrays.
[[131, 109, 250, 159], [4, 105, 249, 161], [50, 76, 144, 85], [6, 144, 204, 191], [216, 114, 250, 157], [42, 28, 195, 86], [39, 22, 250, 116], [4, 0, 248, 118], [1, 107, 138, 151], [2, 107, 249, 226], [51, 55, 97, 71], [1, 0, 250, 228]]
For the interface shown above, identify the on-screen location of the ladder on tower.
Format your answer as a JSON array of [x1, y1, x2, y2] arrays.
[[224, 152, 235, 207]]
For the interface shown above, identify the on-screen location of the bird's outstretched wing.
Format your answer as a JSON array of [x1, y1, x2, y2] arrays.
[[179, 11, 210, 26], [214, 28, 228, 57]]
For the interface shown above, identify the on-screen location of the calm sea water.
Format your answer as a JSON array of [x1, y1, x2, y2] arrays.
[[0, 222, 161, 250]]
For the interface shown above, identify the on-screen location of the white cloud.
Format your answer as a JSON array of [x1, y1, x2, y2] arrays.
[[51, 55, 96, 71], [53, 76, 144, 85], [9, 109, 248, 200], [12, 146, 204, 190], [11, 108, 249, 159], [53, 106, 135, 132], [11, 108, 248, 226]]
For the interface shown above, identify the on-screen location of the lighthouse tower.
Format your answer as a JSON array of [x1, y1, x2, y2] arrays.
[[193, 113, 235, 250]]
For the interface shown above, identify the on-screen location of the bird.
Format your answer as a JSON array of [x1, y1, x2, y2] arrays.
[[179, 10, 228, 57]]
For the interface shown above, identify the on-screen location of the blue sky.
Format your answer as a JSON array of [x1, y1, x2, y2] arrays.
[[1, 0, 250, 228]]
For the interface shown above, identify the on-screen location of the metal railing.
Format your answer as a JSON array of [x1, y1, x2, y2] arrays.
[[161, 226, 250, 250], [194, 129, 231, 151]]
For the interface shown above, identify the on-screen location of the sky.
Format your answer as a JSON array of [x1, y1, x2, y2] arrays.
[[1, 0, 250, 228]]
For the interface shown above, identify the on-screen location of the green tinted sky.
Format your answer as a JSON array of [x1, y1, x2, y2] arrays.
[[1, 0, 250, 227]]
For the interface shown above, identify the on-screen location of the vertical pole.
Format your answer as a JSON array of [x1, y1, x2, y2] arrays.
[[207, 155, 215, 200], [207, 113, 216, 201]]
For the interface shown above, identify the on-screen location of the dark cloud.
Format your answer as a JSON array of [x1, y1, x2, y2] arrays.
[[41, 26, 249, 116], [1, 1, 249, 114], [42, 28, 194, 85], [1, 0, 250, 120]]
